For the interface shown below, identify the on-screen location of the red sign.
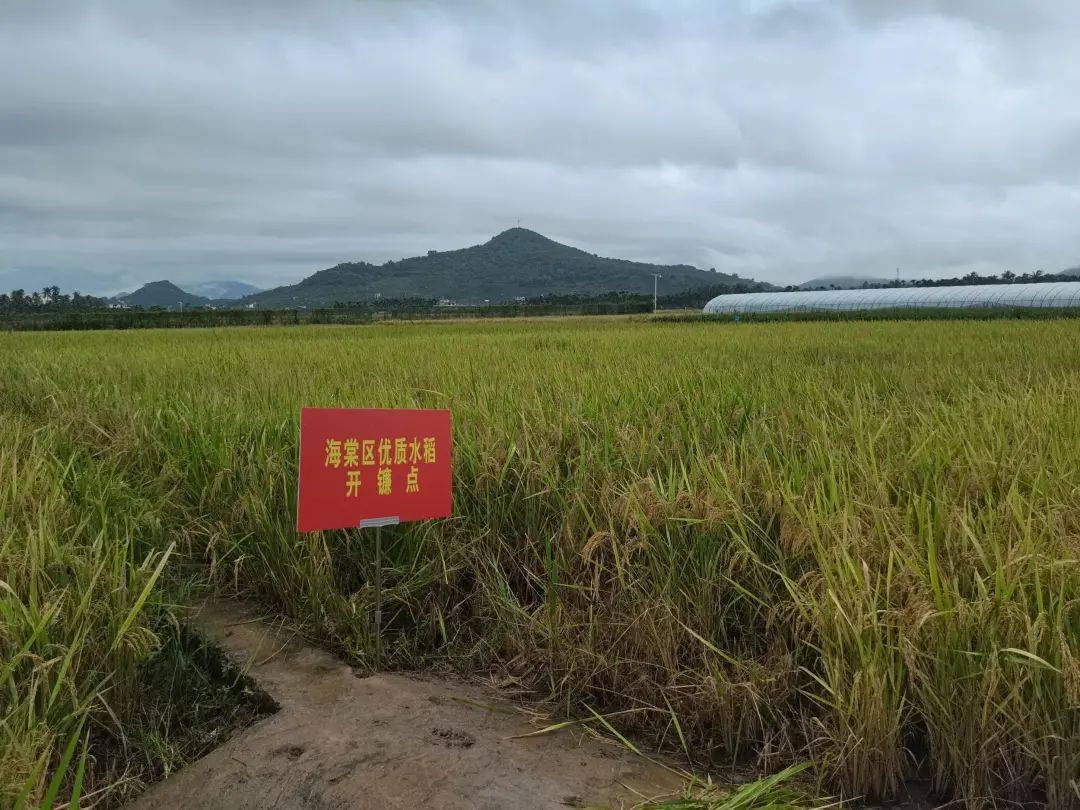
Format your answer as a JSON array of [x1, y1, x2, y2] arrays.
[[296, 408, 452, 532]]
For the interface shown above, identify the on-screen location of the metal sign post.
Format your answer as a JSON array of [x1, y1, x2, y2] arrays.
[[296, 407, 453, 670], [359, 515, 399, 669]]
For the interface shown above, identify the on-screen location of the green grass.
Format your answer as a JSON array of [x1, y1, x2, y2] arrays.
[[644, 764, 816, 809], [1, 316, 1078, 807]]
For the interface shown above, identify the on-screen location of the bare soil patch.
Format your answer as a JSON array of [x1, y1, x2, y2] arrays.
[[129, 599, 685, 809]]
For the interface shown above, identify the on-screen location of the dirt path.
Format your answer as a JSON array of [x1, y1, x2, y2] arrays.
[[130, 599, 686, 809]]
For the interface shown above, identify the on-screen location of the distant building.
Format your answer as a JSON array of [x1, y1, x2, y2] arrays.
[[705, 281, 1080, 314]]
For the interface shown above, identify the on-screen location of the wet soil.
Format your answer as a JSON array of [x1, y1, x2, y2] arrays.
[[129, 598, 686, 809]]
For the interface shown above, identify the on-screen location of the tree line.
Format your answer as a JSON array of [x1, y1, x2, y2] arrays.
[[791, 269, 1080, 292], [0, 286, 106, 313], [328, 281, 772, 312]]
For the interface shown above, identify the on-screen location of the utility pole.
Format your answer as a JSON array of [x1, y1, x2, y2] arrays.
[[651, 273, 661, 313]]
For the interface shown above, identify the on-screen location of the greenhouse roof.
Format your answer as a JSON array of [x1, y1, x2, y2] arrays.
[[703, 281, 1080, 314]]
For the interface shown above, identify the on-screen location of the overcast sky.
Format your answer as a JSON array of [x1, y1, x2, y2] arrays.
[[3, 1, 1080, 294]]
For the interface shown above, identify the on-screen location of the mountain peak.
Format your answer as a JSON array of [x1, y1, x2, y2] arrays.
[[186, 279, 263, 300], [486, 227, 559, 247], [244, 229, 763, 307], [116, 279, 210, 309], [141, 279, 185, 292]]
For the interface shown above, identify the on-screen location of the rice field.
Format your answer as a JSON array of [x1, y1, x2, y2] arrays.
[[1, 316, 1078, 807]]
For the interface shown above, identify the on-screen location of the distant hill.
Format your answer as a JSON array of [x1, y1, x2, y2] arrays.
[[241, 228, 760, 308], [798, 275, 890, 290], [115, 280, 213, 309], [186, 280, 262, 300]]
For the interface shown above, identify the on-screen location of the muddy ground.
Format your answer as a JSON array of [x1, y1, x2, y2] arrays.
[[129, 599, 689, 809]]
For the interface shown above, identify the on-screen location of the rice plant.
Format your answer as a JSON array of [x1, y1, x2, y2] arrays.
[[1, 316, 1077, 807]]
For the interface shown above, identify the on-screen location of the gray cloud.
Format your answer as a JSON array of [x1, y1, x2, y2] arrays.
[[3, 0, 1079, 294]]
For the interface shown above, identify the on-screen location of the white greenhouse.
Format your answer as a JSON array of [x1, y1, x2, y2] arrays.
[[703, 281, 1080, 315]]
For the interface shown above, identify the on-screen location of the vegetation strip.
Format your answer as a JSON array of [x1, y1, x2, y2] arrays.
[[2, 317, 1077, 807]]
